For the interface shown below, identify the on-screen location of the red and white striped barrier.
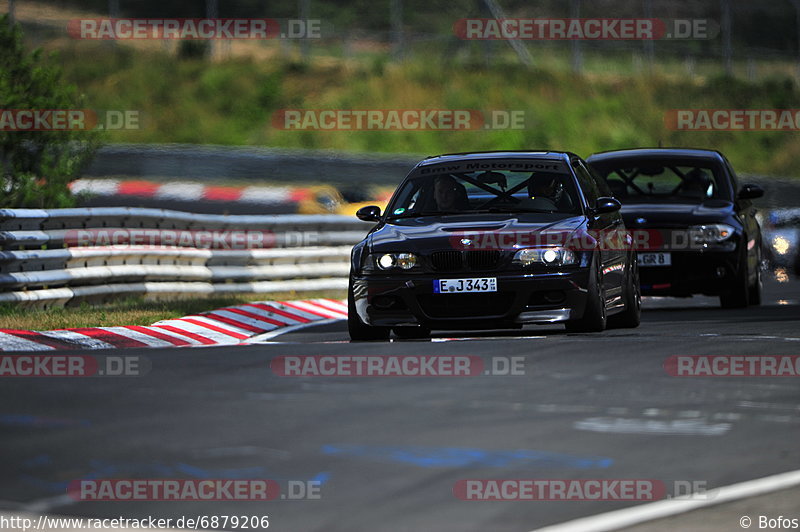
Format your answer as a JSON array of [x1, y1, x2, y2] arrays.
[[69, 179, 313, 205], [0, 299, 347, 351]]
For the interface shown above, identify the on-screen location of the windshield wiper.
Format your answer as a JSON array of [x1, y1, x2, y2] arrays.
[[387, 207, 560, 219], [418, 210, 471, 216], [386, 210, 463, 219], [470, 207, 558, 214]]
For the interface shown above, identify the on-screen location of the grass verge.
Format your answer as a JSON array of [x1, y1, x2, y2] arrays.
[[0, 290, 347, 330], [26, 36, 800, 178], [10, 0, 800, 178]]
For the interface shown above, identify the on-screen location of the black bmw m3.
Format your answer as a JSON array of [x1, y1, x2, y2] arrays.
[[587, 148, 764, 309], [347, 151, 641, 341]]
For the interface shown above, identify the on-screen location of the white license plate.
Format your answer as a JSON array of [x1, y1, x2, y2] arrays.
[[639, 252, 671, 267], [434, 278, 497, 293]]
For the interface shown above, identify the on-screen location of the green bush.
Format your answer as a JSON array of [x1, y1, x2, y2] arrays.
[[40, 33, 800, 178], [0, 15, 101, 208]]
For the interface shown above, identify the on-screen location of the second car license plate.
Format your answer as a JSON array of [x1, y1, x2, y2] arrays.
[[638, 252, 671, 267], [434, 278, 497, 293]]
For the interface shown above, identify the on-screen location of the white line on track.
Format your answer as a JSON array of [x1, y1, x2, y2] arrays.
[[20, 494, 76, 513], [531, 468, 800, 532]]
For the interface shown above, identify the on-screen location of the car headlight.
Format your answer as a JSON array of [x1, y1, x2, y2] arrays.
[[689, 224, 735, 245], [378, 254, 396, 269], [772, 236, 791, 256], [366, 252, 419, 271], [513, 247, 577, 267]]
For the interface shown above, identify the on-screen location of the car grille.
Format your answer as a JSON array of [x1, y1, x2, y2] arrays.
[[466, 250, 501, 270], [429, 250, 502, 272], [417, 293, 515, 318], [430, 251, 462, 271]]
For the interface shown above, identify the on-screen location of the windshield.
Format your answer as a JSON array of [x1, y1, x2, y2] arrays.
[[590, 158, 729, 203], [386, 161, 582, 218]]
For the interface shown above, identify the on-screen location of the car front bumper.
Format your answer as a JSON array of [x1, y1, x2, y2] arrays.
[[638, 249, 742, 296], [351, 269, 591, 329]]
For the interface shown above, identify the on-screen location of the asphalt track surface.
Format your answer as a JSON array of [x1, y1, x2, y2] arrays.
[[1, 273, 799, 532]]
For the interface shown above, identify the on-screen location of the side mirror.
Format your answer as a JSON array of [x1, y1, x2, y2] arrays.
[[593, 197, 622, 214], [356, 205, 382, 222], [738, 183, 764, 200]]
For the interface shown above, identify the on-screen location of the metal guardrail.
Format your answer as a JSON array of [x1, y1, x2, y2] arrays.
[[0, 208, 371, 306], [0, 207, 365, 231]]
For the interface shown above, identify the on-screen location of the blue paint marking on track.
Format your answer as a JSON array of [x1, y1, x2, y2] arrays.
[[311, 471, 331, 485], [19, 457, 331, 493], [321, 444, 613, 469]]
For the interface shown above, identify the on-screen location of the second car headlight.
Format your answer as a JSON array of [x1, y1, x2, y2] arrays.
[[772, 235, 791, 255], [513, 247, 578, 267], [689, 224, 735, 245]]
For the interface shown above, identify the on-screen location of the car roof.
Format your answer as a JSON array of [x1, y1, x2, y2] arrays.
[[417, 150, 576, 167], [586, 147, 725, 163]]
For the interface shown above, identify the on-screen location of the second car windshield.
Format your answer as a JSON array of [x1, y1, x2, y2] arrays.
[[593, 159, 727, 203], [386, 166, 582, 217]]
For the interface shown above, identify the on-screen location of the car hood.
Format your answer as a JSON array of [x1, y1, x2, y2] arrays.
[[368, 214, 587, 253], [619, 200, 736, 228]]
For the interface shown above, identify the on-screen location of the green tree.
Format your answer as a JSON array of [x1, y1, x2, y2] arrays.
[[0, 14, 101, 208]]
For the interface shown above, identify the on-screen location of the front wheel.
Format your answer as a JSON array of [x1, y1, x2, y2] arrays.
[[348, 284, 390, 341], [608, 254, 641, 329], [720, 248, 750, 309], [565, 256, 607, 333]]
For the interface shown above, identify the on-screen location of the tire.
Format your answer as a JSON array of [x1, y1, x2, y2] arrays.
[[720, 247, 749, 309], [393, 326, 431, 339], [347, 283, 390, 341], [565, 254, 607, 333], [608, 253, 641, 329], [748, 245, 762, 306]]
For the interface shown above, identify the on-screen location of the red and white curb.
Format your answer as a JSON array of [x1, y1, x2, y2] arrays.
[[0, 299, 347, 351], [69, 179, 313, 206]]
